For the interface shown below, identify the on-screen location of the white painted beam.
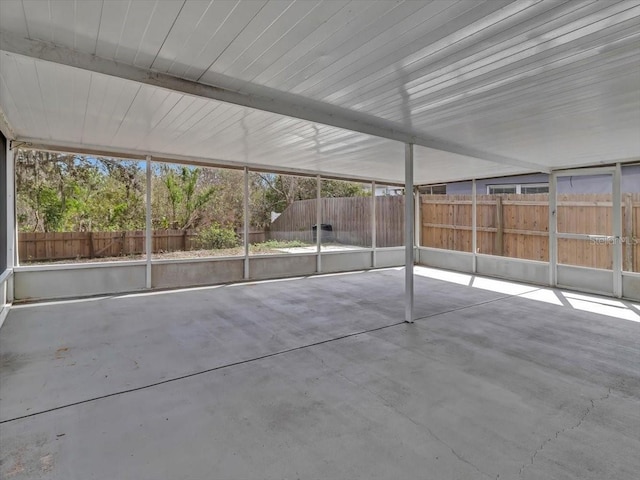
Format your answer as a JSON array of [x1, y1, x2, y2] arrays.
[[371, 181, 376, 268], [472, 179, 477, 274], [145, 156, 152, 289], [243, 167, 250, 280], [6, 143, 15, 270], [549, 173, 557, 287], [316, 175, 322, 273], [613, 163, 622, 298], [405, 144, 414, 324], [0, 32, 549, 173]]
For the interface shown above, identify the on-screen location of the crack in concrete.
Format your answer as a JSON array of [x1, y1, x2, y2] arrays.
[[518, 386, 613, 477], [315, 355, 497, 480]]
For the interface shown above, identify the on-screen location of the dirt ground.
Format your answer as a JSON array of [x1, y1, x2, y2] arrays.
[[20, 245, 313, 265]]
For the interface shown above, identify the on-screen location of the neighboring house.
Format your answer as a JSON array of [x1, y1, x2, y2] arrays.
[[439, 165, 640, 195], [368, 185, 405, 196]]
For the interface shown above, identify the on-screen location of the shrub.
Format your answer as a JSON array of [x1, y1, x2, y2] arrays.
[[196, 224, 239, 249]]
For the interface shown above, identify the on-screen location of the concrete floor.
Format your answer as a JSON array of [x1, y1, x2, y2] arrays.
[[1, 267, 638, 480]]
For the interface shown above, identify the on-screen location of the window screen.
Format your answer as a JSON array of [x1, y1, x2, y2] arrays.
[[488, 185, 517, 195]]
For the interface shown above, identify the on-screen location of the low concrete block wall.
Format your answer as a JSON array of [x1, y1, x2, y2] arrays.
[[249, 254, 316, 280], [557, 265, 614, 297], [152, 258, 243, 289], [0, 270, 10, 329], [321, 250, 371, 273], [622, 273, 640, 301], [476, 254, 548, 286], [374, 248, 405, 268], [14, 263, 146, 301], [417, 247, 473, 273]]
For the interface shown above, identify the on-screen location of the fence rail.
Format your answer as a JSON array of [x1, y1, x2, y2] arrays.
[[421, 193, 640, 272], [269, 196, 405, 247], [18, 229, 266, 262], [17, 194, 640, 272]]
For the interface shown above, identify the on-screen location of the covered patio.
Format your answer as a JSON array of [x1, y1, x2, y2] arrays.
[[1, 1, 639, 479]]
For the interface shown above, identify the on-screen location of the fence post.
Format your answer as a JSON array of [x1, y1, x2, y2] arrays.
[[88, 231, 94, 258], [495, 196, 503, 256]]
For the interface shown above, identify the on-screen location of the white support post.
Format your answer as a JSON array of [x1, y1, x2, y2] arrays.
[[414, 186, 420, 254], [549, 173, 558, 287], [371, 181, 376, 268], [472, 179, 477, 273], [6, 143, 15, 271], [316, 175, 321, 273], [145, 156, 152, 289], [405, 144, 414, 323], [243, 167, 250, 280], [613, 163, 622, 298]]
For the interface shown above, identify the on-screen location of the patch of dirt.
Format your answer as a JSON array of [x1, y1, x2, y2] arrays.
[[54, 347, 69, 359], [20, 245, 321, 265]]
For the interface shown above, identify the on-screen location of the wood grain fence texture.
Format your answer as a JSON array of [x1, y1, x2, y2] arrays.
[[17, 194, 640, 272], [268, 196, 405, 247], [18, 228, 270, 262], [422, 193, 640, 272]]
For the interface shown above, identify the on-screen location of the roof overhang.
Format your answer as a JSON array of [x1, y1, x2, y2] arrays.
[[1, 1, 638, 184]]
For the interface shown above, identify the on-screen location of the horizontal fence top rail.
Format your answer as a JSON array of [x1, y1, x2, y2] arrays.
[[420, 193, 639, 272]]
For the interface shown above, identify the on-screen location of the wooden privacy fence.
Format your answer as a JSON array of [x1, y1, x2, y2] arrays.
[[19, 229, 272, 262], [269, 196, 405, 247], [421, 193, 640, 272], [19, 194, 639, 271], [20, 230, 192, 261]]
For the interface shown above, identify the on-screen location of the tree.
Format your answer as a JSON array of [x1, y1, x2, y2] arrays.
[[249, 173, 370, 228], [156, 166, 216, 230], [16, 150, 146, 232]]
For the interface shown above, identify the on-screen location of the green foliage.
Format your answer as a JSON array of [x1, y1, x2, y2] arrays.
[[16, 151, 146, 232], [322, 179, 370, 198], [36, 186, 64, 232], [196, 223, 239, 250], [156, 165, 226, 230], [16, 149, 370, 237]]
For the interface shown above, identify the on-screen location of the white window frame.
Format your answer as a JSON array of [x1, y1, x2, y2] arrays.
[[487, 183, 548, 194]]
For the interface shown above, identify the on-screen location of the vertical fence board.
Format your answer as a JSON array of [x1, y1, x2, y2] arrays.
[[16, 194, 640, 272]]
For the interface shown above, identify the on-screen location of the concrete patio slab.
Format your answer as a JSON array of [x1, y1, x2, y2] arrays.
[[1, 269, 638, 479]]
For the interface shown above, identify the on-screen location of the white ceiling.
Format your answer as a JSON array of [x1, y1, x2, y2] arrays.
[[0, 0, 639, 184]]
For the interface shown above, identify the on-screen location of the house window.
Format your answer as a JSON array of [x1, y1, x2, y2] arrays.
[[520, 184, 549, 194], [420, 184, 446, 195], [487, 183, 548, 194]]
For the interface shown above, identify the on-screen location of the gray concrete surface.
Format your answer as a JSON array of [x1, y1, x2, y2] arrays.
[[1, 268, 638, 479]]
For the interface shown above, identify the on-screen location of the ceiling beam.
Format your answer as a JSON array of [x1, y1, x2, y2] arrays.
[[0, 31, 550, 173]]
